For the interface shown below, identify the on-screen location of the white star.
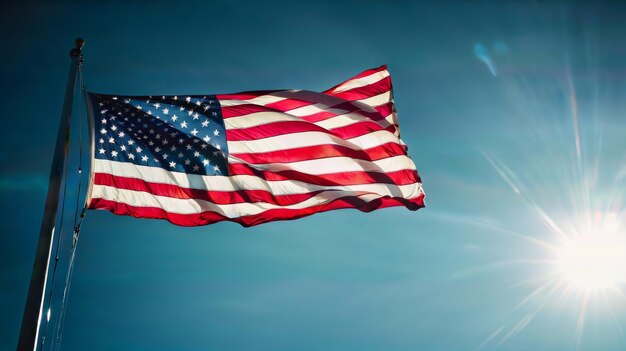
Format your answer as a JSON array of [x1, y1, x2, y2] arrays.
[[141, 155, 148, 162], [100, 128, 107, 134], [201, 119, 209, 127], [215, 144, 221, 150], [203, 135, 211, 142], [213, 165, 220, 172], [118, 132, 125, 138], [162, 154, 169, 159], [111, 150, 118, 157], [193, 165, 200, 171], [191, 128, 198, 136], [163, 139, 169, 145], [99, 138, 104, 144], [179, 106, 185, 111], [194, 151, 200, 157], [171, 115, 178, 122], [185, 159, 191, 165], [195, 100, 201, 106], [213, 129, 220, 136], [201, 144, 207, 149], [180, 121, 188, 128], [154, 103, 161, 109], [128, 153, 135, 160], [169, 161, 176, 168], [108, 137, 115, 143], [98, 148, 105, 154], [128, 140, 135, 145], [186, 144, 192, 150], [111, 125, 117, 131], [136, 147, 143, 153], [178, 152, 184, 158], [101, 118, 107, 124], [170, 145, 176, 152], [193, 112, 199, 120], [185, 96, 191, 102], [136, 105, 142, 110], [155, 147, 161, 153], [163, 108, 169, 115], [120, 145, 127, 151], [202, 159, 209, 166]]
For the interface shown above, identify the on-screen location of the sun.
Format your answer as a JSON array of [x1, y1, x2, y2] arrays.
[[556, 230, 626, 292]]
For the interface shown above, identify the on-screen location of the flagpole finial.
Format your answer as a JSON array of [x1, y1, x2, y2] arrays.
[[70, 37, 85, 58]]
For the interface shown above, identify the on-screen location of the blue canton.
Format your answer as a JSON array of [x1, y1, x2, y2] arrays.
[[90, 94, 228, 176]]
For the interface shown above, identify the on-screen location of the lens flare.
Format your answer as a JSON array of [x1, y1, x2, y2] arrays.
[[474, 61, 626, 349]]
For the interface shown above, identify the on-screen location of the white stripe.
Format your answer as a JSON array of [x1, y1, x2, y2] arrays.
[[227, 130, 402, 154], [221, 92, 360, 113], [357, 91, 391, 108], [287, 103, 329, 117], [218, 92, 295, 107], [224, 111, 301, 129], [93, 159, 422, 198], [228, 154, 415, 174], [315, 112, 394, 130], [331, 70, 390, 94], [91, 184, 422, 218], [223, 109, 394, 132]]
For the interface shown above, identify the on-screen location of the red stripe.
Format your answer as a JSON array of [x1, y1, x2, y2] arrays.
[[226, 119, 390, 141], [94, 173, 337, 205], [230, 142, 408, 164], [89, 191, 424, 227], [227, 163, 421, 186], [221, 104, 274, 118], [323, 65, 388, 95], [221, 102, 389, 124], [264, 98, 313, 111], [219, 91, 391, 120], [297, 102, 394, 124], [328, 76, 392, 101], [220, 98, 393, 124]]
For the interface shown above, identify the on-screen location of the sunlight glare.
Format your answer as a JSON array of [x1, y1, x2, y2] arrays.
[[556, 231, 626, 291]]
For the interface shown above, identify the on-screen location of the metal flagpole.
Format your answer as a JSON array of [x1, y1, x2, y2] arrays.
[[17, 38, 84, 351]]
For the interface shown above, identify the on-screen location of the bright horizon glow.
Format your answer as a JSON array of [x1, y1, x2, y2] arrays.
[[556, 230, 626, 292]]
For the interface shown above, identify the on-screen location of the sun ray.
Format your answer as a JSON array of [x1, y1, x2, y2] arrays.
[[477, 325, 507, 351]]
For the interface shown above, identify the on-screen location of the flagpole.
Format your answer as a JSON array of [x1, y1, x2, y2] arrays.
[[17, 38, 84, 351]]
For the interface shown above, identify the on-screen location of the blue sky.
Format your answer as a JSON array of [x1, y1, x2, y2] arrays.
[[2, 1, 626, 350]]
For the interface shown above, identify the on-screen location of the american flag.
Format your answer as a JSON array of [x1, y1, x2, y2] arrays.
[[86, 65, 425, 226]]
